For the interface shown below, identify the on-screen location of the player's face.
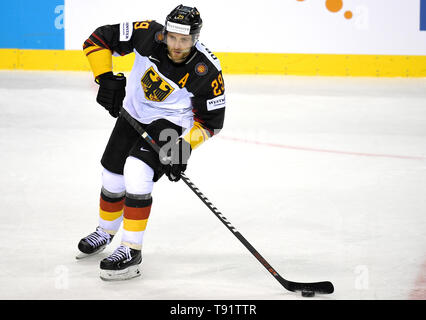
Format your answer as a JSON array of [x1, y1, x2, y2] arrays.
[[166, 32, 193, 63]]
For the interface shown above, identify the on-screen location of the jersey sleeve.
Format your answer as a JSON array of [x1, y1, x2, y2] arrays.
[[83, 20, 161, 78], [183, 70, 226, 150]]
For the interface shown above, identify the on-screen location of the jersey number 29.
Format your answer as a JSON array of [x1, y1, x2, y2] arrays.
[[211, 73, 224, 96]]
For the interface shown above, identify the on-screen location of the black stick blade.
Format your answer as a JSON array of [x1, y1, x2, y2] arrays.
[[278, 276, 334, 294]]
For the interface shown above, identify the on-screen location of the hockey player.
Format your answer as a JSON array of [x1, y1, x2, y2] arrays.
[[76, 5, 226, 281]]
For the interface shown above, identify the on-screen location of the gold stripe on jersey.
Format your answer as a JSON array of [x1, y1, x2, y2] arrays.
[[83, 46, 112, 78], [183, 122, 211, 149]]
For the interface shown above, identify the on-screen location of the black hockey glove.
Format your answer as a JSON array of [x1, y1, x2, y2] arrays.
[[95, 72, 126, 118], [165, 138, 192, 182]]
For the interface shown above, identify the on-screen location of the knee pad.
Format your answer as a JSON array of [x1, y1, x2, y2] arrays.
[[124, 156, 154, 195], [102, 168, 125, 194]]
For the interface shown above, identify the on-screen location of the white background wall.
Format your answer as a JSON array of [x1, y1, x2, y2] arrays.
[[65, 0, 426, 55]]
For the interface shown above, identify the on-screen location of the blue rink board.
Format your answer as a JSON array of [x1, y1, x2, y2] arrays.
[[421, 0, 426, 30], [0, 0, 64, 49]]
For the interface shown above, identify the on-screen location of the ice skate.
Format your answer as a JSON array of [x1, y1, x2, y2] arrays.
[[76, 227, 114, 259], [99, 244, 142, 281]]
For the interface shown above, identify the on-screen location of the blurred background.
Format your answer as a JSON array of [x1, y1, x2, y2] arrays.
[[1, 0, 426, 76]]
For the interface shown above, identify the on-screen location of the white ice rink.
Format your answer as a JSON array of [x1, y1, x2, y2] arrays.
[[0, 71, 425, 300]]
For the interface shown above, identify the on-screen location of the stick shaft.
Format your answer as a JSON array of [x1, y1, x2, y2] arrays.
[[179, 173, 284, 282]]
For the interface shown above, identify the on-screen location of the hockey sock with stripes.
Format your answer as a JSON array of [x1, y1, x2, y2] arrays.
[[121, 193, 152, 250], [99, 187, 125, 235]]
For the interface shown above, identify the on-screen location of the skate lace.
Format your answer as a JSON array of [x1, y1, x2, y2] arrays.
[[85, 227, 111, 248], [107, 245, 131, 262]]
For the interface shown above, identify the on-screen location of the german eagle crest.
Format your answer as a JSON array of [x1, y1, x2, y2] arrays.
[[141, 67, 174, 102]]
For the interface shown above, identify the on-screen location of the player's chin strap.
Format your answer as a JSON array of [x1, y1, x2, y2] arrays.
[[119, 108, 334, 296]]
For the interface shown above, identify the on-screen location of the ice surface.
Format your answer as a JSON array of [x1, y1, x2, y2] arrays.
[[0, 71, 425, 300]]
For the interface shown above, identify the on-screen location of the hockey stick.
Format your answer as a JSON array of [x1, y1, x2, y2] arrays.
[[121, 109, 334, 296]]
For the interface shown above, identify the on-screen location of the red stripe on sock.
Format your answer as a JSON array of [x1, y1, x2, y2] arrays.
[[100, 198, 124, 212], [124, 205, 152, 220]]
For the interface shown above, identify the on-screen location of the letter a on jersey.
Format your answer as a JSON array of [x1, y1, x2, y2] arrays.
[[141, 67, 174, 102]]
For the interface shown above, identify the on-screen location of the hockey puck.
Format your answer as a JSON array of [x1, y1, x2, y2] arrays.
[[301, 290, 315, 297]]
